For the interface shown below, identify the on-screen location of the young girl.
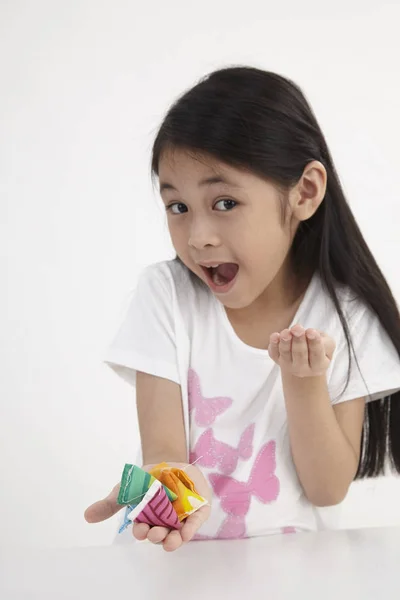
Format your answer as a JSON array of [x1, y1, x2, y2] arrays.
[[84, 66, 400, 552]]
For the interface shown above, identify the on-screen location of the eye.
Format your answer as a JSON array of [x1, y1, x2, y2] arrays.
[[166, 203, 188, 215], [214, 199, 237, 211]]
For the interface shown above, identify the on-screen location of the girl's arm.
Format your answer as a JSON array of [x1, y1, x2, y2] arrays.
[[136, 371, 187, 464], [85, 371, 212, 551], [282, 372, 365, 506]]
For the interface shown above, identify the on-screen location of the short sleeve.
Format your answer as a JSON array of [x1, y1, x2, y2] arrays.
[[102, 264, 180, 388], [328, 300, 400, 405]]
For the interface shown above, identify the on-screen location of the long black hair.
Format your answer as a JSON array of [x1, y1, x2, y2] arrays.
[[149, 65, 400, 479]]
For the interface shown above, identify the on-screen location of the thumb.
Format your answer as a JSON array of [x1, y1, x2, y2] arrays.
[[84, 483, 123, 523]]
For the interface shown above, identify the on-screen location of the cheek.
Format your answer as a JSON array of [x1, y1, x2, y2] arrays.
[[242, 226, 292, 283], [168, 221, 186, 246], [249, 224, 288, 257]]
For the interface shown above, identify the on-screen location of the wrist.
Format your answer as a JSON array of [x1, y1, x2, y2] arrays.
[[143, 454, 188, 466], [281, 371, 329, 402]]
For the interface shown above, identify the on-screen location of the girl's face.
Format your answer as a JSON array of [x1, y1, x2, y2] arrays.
[[158, 148, 300, 311]]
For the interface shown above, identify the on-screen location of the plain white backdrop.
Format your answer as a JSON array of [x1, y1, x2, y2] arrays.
[[1, 0, 400, 550]]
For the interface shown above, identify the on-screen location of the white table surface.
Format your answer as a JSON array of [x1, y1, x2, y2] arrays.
[[1, 526, 399, 599]]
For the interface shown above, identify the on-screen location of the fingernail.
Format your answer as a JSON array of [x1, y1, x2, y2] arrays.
[[291, 328, 304, 338], [306, 330, 316, 339]]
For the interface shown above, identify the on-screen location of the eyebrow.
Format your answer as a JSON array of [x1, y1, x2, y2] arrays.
[[159, 175, 241, 194]]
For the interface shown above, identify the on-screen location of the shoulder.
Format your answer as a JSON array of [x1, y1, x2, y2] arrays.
[[313, 272, 374, 331], [137, 258, 212, 308], [335, 282, 381, 338], [326, 286, 400, 403], [310, 272, 389, 365], [318, 272, 400, 398], [139, 258, 199, 289], [134, 259, 184, 293]]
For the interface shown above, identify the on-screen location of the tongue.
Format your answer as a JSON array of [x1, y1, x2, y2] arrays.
[[213, 263, 239, 285]]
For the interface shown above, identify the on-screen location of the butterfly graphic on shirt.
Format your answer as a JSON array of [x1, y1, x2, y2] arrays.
[[188, 368, 232, 427], [208, 440, 280, 538], [189, 423, 255, 475]]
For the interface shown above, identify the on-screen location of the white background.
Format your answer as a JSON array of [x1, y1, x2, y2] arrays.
[[1, 0, 400, 550]]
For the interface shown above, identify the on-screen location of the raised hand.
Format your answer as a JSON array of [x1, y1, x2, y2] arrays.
[[268, 324, 336, 378]]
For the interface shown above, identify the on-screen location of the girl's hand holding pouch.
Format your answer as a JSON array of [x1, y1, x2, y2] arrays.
[[84, 462, 212, 552]]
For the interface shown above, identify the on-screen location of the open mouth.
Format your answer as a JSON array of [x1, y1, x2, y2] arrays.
[[201, 263, 239, 290]]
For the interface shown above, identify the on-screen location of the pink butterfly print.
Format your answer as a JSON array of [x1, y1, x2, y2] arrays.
[[188, 368, 232, 427], [192, 518, 248, 541], [190, 423, 255, 475], [282, 526, 297, 534], [216, 515, 247, 539], [191, 533, 215, 542], [209, 440, 280, 518]]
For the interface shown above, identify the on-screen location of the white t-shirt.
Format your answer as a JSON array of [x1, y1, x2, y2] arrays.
[[103, 259, 400, 540]]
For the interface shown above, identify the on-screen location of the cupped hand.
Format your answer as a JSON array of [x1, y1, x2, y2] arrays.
[[268, 323, 336, 378], [84, 462, 212, 552]]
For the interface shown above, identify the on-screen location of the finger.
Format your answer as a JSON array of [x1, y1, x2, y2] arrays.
[[268, 333, 280, 361], [147, 526, 170, 544], [279, 329, 292, 364], [180, 505, 211, 543], [84, 484, 122, 523], [290, 325, 308, 369], [311, 330, 336, 358], [163, 530, 184, 552], [321, 334, 336, 359], [305, 329, 325, 369], [133, 522, 150, 541]]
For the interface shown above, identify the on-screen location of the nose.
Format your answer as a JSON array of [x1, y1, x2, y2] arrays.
[[188, 217, 221, 249]]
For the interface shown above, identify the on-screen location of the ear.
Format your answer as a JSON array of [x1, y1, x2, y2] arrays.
[[289, 160, 327, 222]]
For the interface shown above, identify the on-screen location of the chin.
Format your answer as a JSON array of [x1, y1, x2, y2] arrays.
[[218, 294, 254, 310]]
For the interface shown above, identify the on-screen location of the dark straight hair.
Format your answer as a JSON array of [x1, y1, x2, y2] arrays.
[[150, 65, 400, 478]]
